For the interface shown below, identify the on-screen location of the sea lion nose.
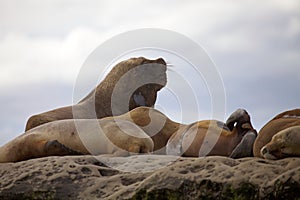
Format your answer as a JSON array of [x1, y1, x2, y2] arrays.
[[155, 58, 166, 65]]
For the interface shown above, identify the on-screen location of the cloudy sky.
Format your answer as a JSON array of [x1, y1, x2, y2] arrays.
[[0, 0, 299, 146]]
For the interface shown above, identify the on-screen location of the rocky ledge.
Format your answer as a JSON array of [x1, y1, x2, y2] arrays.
[[0, 155, 299, 199]]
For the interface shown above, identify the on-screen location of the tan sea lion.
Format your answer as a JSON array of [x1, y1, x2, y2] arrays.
[[166, 109, 257, 158], [112, 106, 183, 154], [253, 108, 300, 158], [260, 126, 300, 159], [115, 107, 257, 157], [25, 57, 167, 131], [0, 118, 154, 163]]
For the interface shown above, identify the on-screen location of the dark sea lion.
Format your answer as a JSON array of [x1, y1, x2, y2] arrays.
[[25, 57, 167, 131]]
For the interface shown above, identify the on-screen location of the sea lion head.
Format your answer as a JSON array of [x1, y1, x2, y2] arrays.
[[226, 108, 253, 132], [260, 126, 300, 159], [103, 57, 167, 115]]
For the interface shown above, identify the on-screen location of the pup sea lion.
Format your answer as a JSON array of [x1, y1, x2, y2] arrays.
[[0, 118, 154, 163], [253, 108, 300, 158], [260, 126, 300, 159], [25, 57, 167, 131]]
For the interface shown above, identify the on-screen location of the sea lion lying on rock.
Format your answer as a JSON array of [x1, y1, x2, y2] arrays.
[[166, 109, 257, 158], [260, 125, 300, 160], [112, 107, 257, 158], [25, 57, 167, 131], [0, 118, 154, 163], [0, 108, 257, 162], [112, 106, 182, 154], [253, 108, 300, 158]]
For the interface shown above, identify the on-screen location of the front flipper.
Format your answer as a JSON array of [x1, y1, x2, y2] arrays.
[[230, 131, 257, 158], [44, 140, 83, 156]]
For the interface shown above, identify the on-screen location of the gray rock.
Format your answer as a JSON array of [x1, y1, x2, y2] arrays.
[[0, 155, 299, 199]]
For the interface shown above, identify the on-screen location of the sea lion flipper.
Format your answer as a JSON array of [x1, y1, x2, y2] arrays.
[[44, 140, 83, 156], [230, 131, 257, 158]]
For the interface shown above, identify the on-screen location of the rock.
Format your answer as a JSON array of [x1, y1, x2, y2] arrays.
[[0, 155, 299, 199]]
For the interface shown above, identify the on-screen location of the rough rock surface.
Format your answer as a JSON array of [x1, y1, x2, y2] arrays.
[[0, 155, 299, 199]]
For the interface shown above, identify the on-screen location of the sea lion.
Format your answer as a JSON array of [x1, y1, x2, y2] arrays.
[[0, 118, 154, 163], [112, 106, 183, 154], [112, 107, 256, 157], [253, 108, 300, 158], [166, 109, 257, 158], [260, 126, 300, 159], [25, 57, 167, 131]]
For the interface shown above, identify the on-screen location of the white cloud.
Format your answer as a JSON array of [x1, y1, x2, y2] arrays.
[[0, 0, 299, 146], [0, 27, 105, 88], [286, 17, 300, 38]]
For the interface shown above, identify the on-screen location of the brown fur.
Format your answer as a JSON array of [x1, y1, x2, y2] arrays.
[[167, 109, 257, 158], [261, 126, 300, 159], [182, 120, 240, 157], [1, 107, 181, 163], [253, 108, 300, 158], [112, 106, 182, 154], [0, 118, 154, 163], [25, 57, 167, 131]]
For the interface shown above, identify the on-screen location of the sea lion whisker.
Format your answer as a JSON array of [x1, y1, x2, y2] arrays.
[[167, 68, 176, 72]]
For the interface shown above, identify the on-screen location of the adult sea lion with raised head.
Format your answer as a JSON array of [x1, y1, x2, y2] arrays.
[[25, 57, 167, 131]]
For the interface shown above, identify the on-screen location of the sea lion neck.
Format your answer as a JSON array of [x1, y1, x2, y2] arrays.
[[25, 57, 167, 130], [80, 57, 167, 118]]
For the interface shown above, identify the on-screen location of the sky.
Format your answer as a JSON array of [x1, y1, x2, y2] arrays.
[[0, 0, 299, 146]]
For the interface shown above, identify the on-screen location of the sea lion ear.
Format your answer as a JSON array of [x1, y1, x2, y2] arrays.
[[133, 92, 146, 106]]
